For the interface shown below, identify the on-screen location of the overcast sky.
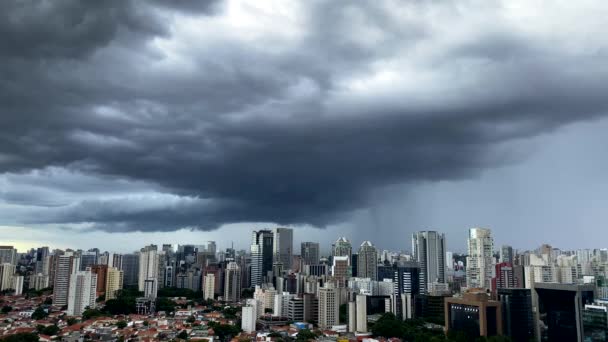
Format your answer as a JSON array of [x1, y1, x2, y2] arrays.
[[2, 0, 608, 254]]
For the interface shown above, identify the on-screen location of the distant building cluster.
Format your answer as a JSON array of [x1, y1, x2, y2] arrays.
[[2, 227, 608, 341]]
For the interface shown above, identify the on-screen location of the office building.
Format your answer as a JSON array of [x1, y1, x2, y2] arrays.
[[377, 262, 421, 296], [53, 253, 75, 306], [466, 228, 494, 290], [412, 231, 446, 292], [0, 263, 16, 291], [0, 246, 17, 265], [333, 237, 352, 260], [445, 289, 503, 338], [497, 288, 534, 342], [224, 261, 241, 303], [414, 292, 451, 325], [251, 230, 274, 286], [583, 301, 608, 342], [491, 262, 516, 294], [301, 242, 320, 266], [273, 227, 293, 270], [318, 283, 340, 329], [121, 253, 139, 287], [35, 247, 50, 275], [105, 267, 124, 301], [203, 273, 215, 300], [357, 241, 378, 280], [67, 270, 97, 316], [138, 245, 158, 293], [533, 283, 595, 342], [332, 255, 350, 287], [80, 251, 98, 271], [500, 245, 514, 264]]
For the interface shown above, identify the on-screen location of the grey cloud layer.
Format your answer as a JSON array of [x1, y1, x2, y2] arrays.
[[1, 1, 607, 232]]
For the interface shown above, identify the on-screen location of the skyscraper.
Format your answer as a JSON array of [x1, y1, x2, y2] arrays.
[[138, 245, 158, 293], [53, 253, 75, 306], [357, 241, 378, 280], [35, 247, 50, 275], [301, 242, 320, 266], [0, 263, 16, 291], [500, 245, 514, 264], [250, 230, 274, 286], [90, 264, 108, 296], [491, 262, 516, 294], [67, 270, 97, 316], [203, 273, 215, 300], [121, 254, 139, 287], [0, 246, 17, 265], [498, 288, 534, 342], [224, 261, 241, 303], [412, 231, 446, 292], [105, 267, 124, 301], [466, 228, 494, 290], [273, 227, 293, 270], [318, 283, 339, 329], [80, 250, 98, 271], [333, 237, 352, 260]]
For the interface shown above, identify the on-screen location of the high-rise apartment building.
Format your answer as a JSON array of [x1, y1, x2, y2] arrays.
[[273, 228, 293, 270], [138, 245, 158, 293], [105, 267, 124, 301], [357, 241, 378, 280], [67, 270, 97, 316], [53, 253, 75, 306], [301, 242, 320, 266], [0, 246, 17, 266], [412, 231, 446, 292], [466, 228, 494, 290], [203, 273, 215, 300], [318, 283, 339, 329], [90, 264, 108, 296], [35, 247, 50, 275], [250, 230, 274, 286], [224, 262, 241, 303], [0, 263, 16, 291], [491, 262, 516, 294]]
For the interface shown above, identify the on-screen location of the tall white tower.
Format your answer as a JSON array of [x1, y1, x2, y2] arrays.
[[466, 227, 494, 290]]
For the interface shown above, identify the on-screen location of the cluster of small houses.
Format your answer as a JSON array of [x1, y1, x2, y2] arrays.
[[0, 294, 401, 342]]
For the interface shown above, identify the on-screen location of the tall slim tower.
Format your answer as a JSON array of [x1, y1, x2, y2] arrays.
[[224, 262, 242, 303], [121, 254, 139, 287], [412, 231, 446, 292], [357, 241, 378, 280], [273, 228, 293, 270], [138, 245, 159, 294], [466, 228, 495, 290], [251, 230, 274, 286], [301, 242, 320, 266], [318, 283, 339, 329], [105, 267, 124, 301], [67, 270, 97, 316], [333, 237, 352, 260], [53, 253, 75, 306]]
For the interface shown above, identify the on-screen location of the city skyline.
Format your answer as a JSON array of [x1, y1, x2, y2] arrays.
[[3, 1, 608, 252]]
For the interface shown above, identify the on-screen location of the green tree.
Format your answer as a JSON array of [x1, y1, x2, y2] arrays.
[[82, 308, 105, 320], [31, 307, 48, 320], [116, 320, 128, 329], [1, 306, 12, 314], [177, 330, 189, 340], [37, 324, 60, 336], [156, 297, 176, 313], [143, 320, 149, 326], [241, 288, 254, 299], [187, 315, 196, 323], [295, 329, 316, 342], [339, 304, 347, 324], [208, 321, 241, 342], [66, 317, 78, 326], [371, 313, 405, 338], [223, 306, 239, 319], [0, 333, 40, 342]]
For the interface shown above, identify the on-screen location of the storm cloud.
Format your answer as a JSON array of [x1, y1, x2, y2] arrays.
[[1, 0, 608, 233]]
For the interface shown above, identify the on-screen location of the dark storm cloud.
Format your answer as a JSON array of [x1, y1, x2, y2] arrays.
[[1, 1, 608, 232]]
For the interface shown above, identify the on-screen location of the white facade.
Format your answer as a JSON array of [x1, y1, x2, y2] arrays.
[[355, 294, 368, 333], [466, 228, 494, 289], [241, 306, 257, 333], [358, 241, 378, 280], [53, 253, 74, 306], [203, 273, 215, 300], [138, 245, 158, 294], [0, 263, 16, 291], [412, 231, 446, 292], [12, 275, 24, 295], [224, 262, 241, 302], [67, 270, 97, 316], [318, 284, 339, 329]]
